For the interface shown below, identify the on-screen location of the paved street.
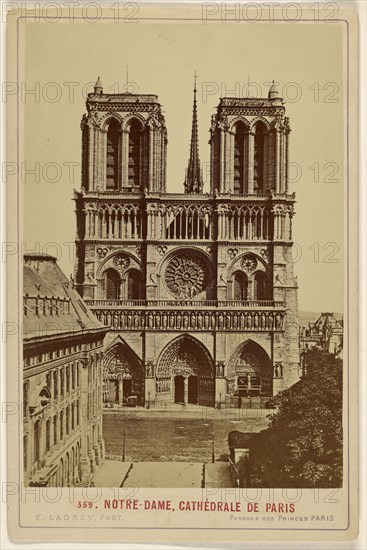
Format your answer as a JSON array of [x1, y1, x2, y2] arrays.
[[103, 408, 270, 463], [91, 460, 234, 488], [205, 462, 233, 488], [125, 462, 204, 488], [95, 409, 270, 488], [91, 460, 131, 487]]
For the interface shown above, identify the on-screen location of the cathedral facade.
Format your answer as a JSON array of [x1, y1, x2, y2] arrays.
[[74, 77, 300, 408]]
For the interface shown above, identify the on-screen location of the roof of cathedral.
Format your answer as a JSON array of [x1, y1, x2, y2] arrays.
[[23, 254, 106, 340], [88, 83, 159, 104], [184, 73, 203, 194], [313, 312, 343, 332]]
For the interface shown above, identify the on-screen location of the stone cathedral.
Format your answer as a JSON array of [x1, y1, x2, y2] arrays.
[[74, 77, 300, 408]]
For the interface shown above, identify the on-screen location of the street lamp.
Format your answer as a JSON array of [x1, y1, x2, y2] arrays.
[[122, 430, 126, 462]]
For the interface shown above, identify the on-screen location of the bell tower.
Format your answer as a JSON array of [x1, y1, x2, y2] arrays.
[[80, 76, 168, 193], [209, 81, 290, 196], [74, 77, 168, 300], [209, 82, 299, 393]]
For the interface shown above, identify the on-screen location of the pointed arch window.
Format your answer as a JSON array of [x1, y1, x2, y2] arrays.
[[46, 419, 51, 452], [234, 123, 246, 194], [105, 269, 121, 300], [34, 419, 41, 462], [60, 410, 64, 440], [106, 119, 120, 190], [253, 271, 271, 300], [82, 125, 89, 190], [23, 381, 29, 418], [254, 123, 266, 194], [66, 406, 70, 436], [128, 120, 142, 189], [127, 269, 144, 300], [233, 271, 248, 301], [53, 414, 58, 445]]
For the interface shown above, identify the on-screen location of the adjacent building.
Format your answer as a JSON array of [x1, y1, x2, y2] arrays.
[[23, 253, 108, 486], [73, 77, 300, 407], [299, 312, 343, 374]]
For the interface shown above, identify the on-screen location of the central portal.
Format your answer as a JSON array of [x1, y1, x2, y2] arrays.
[[156, 335, 215, 406], [174, 376, 185, 403]]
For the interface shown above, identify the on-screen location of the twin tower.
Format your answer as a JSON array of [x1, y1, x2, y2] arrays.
[[74, 76, 299, 407], [80, 77, 290, 197]]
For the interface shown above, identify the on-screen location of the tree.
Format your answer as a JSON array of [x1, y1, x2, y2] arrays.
[[248, 348, 343, 487]]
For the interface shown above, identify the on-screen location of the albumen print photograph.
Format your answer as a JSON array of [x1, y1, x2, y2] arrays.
[[17, 10, 347, 501]]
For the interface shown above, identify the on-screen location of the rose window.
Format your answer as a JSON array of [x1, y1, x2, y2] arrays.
[[113, 254, 130, 272], [241, 254, 257, 272], [165, 254, 209, 299]]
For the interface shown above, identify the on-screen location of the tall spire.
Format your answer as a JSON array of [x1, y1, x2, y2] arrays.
[[184, 72, 203, 193]]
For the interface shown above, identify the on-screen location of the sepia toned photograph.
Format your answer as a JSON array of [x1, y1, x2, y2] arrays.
[[21, 26, 344, 490], [4, 2, 361, 544]]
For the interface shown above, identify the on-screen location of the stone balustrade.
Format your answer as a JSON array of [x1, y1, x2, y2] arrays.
[[80, 193, 295, 242], [24, 294, 71, 317], [85, 299, 285, 309], [91, 308, 285, 332]]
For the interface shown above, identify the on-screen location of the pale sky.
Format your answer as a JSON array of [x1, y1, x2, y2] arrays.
[[23, 19, 344, 313]]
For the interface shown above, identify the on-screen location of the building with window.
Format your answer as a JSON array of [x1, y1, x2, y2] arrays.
[[74, 77, 300, 407], [23, 254, 109, 486], [299, 312, 343, 375]]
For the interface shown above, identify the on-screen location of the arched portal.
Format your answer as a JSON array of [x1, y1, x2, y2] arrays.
[[156, 336, 214, 406], [103, 342, 144, 405], [227, 340, 273, 397]]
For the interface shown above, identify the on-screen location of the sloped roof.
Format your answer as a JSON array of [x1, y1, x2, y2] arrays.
[[313, 312, 343, 332], [23, 254, 104, 339]]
